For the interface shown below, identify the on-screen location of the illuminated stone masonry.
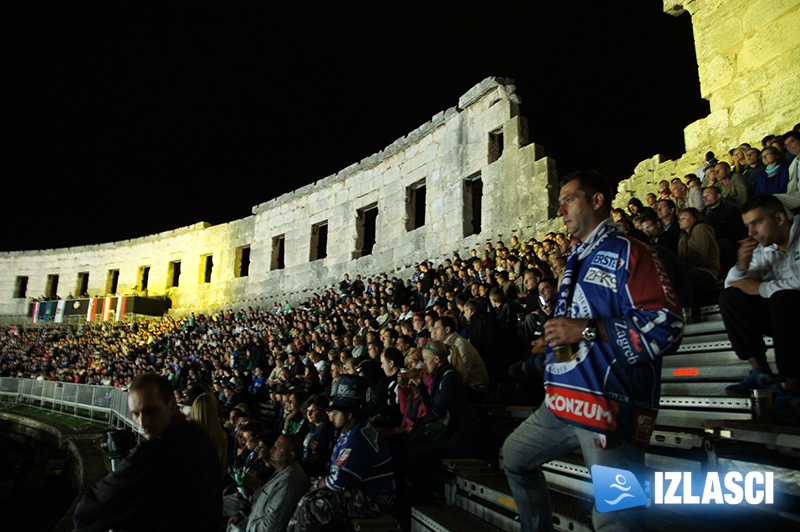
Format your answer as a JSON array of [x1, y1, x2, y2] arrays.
[[616, 0, 800, 205], [4, 0, 796, 319], [0, 77, 560, 317]]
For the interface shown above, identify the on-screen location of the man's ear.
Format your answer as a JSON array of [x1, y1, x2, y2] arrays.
[[775, 210, 788, 225], [592, 192, 605, 211]]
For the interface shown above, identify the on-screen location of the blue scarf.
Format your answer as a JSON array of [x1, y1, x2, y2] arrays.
[[554, 219, 617, 319]]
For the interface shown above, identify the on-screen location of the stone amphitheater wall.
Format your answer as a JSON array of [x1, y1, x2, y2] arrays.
[[615, 0, 800, 205], [0, 78, 559, 317]]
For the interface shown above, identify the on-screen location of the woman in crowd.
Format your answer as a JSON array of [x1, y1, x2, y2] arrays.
[[301, 394, 335, 478], [189, 392, 229, 479], [755, 147, 789, 196]]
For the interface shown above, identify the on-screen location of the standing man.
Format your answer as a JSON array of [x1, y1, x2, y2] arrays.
[[502, 171, 683, 531], [718, 195, 800, 423], [74, 373, 221, 531]]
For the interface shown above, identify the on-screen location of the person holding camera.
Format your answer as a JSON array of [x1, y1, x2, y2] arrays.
[[73, 373, 220, 531]]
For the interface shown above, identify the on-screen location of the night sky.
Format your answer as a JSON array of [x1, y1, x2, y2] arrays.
[[4, 1, 708, 252]]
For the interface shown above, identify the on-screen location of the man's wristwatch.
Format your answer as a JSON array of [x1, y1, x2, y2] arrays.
[[582, 320, 598, 342]]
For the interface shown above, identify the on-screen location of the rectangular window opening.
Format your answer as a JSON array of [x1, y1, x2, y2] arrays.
[[76, 272, 90, 297], [271, 236, 285, 271], [405, 180, 427, 232], [354, 204, 378, 259], [106, 269, 120, 295], [200, 255, 213, 284], [45, 274, 59, 299], [137, 266, 150, 292], [14, 276, 28, 299], [464, 174, 483, 237], [235, 245, 251, 278], [489, 128, 504, 163], [310, 222, 329, 261], [168, 261, 182, 288]]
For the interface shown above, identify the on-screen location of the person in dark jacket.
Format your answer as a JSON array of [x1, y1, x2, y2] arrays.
[[401, 340, 478, 503], [73, 373, 221, 531]]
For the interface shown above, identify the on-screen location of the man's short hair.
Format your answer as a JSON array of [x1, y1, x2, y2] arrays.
[[559, 170, 613, 213], [703, 185, 721, 196], [539, 277, 557, 290], [239, 420, 265, 436], [742, 194, 787, 217], [464, 300, 481, 313], [489, 288, 506, 303], [279, 434, 303, 461], [639, 212, 660, 226], [382, 328, 399, 340], [382, 347, 404, 368], [656, 198, 676, 211], [130, 373, 174, 405], [437, 316, 457, 334]]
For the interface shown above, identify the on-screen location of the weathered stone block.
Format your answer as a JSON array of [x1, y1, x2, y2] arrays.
[[742, 0, 798, 30], [738, 7, 800, 70]]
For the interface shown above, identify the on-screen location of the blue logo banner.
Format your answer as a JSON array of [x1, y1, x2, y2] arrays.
[[591, 465, 649, 513]]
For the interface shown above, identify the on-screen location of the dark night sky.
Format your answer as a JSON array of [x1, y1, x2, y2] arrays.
[[3, 1, 708, 252]]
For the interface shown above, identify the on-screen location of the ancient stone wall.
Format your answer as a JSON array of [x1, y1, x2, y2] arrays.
[[616, 0, 800, 205], [0, 78, 559, 317]]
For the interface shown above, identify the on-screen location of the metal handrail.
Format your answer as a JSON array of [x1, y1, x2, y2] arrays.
[[0, 377, 135, 432]]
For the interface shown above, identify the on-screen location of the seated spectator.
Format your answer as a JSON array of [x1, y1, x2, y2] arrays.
[[288, 375, 395, 531], [372, 347, 404, 430], [628, 229, 694, 314], [302, 394, 336, 478], [702, 185, 746, 274], [713, 161, 749, 207], [743, 147, 764, 196], [641, 212, 677, 256], [396, 350, 430, 432], [495, 270, 518, 300], [784, 131, 800, 194], [730, 145, 748, 174], [668, 180, 688, 211], [677, 208, 720, 293], [719, 195, 800, 424], [224, 421, 267, 518], [701, 160, 718, 188], [755, 147, 789, 196], [430, 315, 489, 402], [189, 392, 229, 480], [510, 277, 557, 404], [462, 299, 508, 385], [247, 366, 269, 404], [686, 176, 704, 210], [227, 434, 309, 532], [655, 199, 680, 255], [282, 390, 309, 439], [627, 197, 652, 217], [402, 341, 478, 503]]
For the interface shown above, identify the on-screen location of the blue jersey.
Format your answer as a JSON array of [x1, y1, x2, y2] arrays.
[[326, 419, 395, 506], [544, 221, 683, 445]]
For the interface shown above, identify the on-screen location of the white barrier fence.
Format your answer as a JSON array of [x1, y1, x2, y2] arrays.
[[0, 377, 135, 432]]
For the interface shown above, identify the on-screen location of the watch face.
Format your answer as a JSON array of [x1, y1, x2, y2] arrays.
[[583, 327, 597, 342]]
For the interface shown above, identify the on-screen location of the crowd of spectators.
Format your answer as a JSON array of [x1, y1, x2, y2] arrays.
[[3, 125, 799, 527]]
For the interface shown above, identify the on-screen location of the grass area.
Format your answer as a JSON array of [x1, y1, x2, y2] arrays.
[[3, 404, 109, 431]]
